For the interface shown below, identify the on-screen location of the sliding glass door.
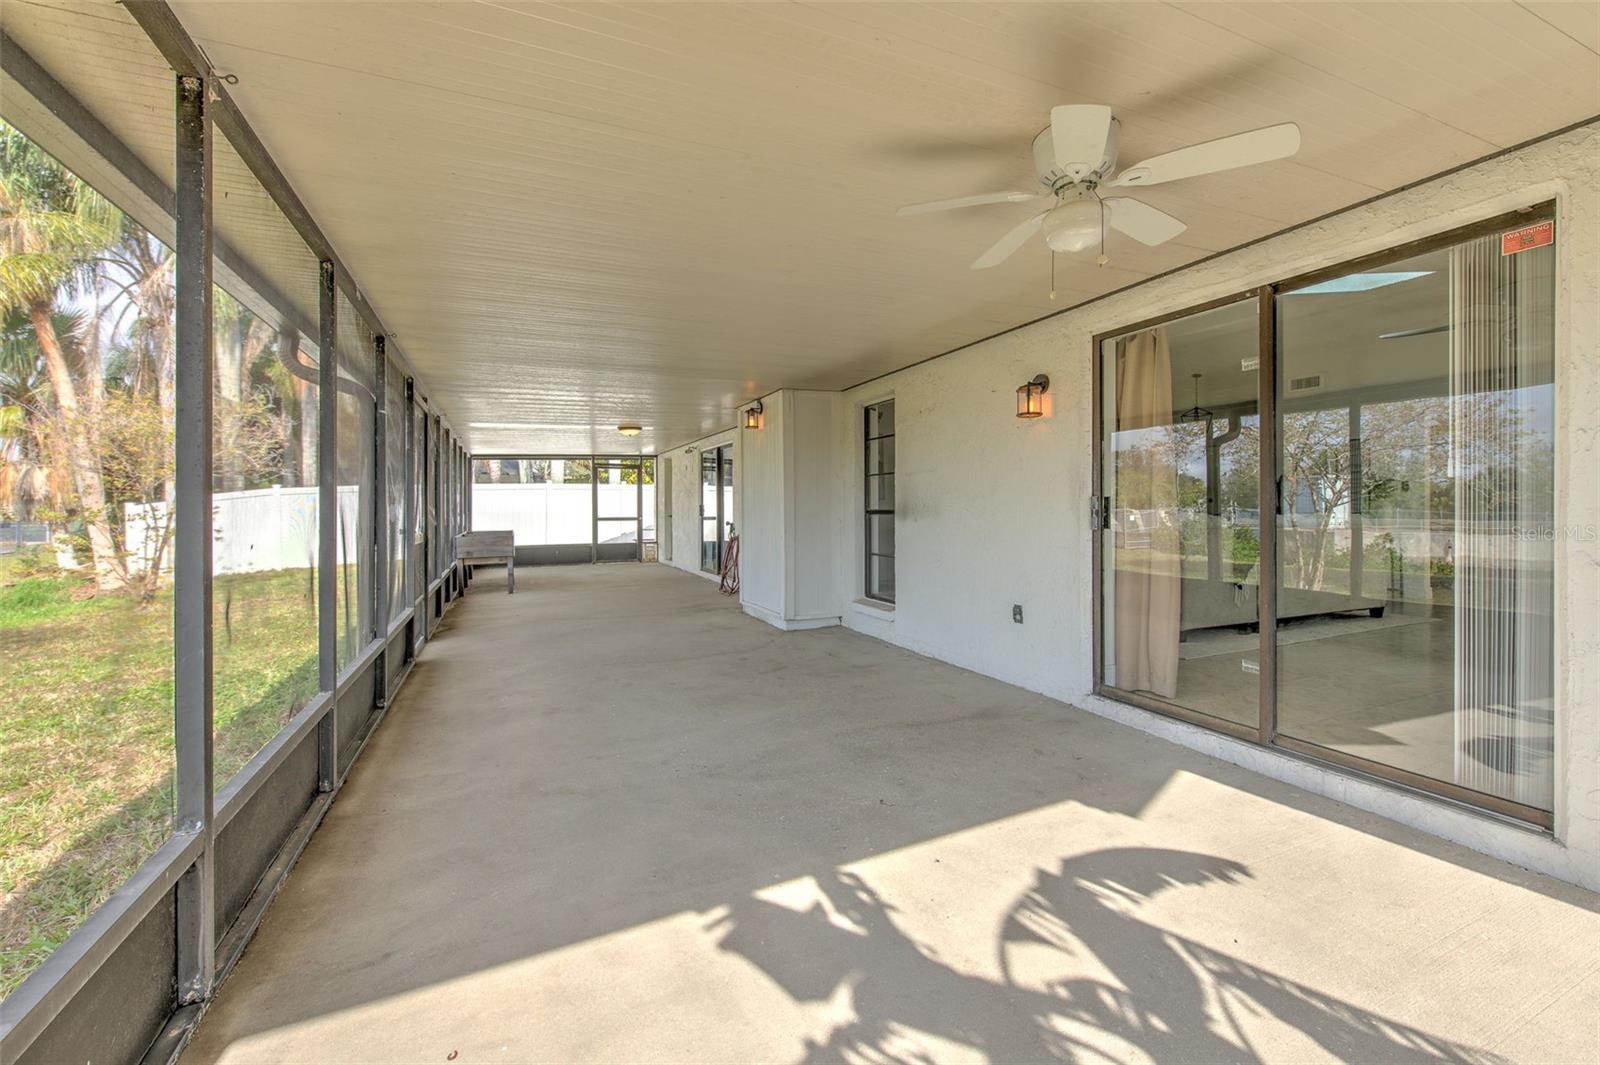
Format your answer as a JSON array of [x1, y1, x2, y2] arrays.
[[700, 444, 733, 573], [1275, 228, 1555, 812], [1099, 298, 1262, 731], [1096, 207, 1557, 823]]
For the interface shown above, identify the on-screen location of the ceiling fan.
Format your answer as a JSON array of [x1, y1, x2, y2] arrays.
[[897, 105, 1300, 270]]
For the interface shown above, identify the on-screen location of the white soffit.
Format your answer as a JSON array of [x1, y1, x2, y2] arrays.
[[146, 1, 1600, 453]]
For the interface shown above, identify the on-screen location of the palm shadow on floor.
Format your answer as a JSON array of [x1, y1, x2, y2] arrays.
[[709, 848, 1505, 1064]]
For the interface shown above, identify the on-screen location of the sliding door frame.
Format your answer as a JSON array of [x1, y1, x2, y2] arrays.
[[1091, 202, 1558, 829], [1090, 287, 1267, 746]]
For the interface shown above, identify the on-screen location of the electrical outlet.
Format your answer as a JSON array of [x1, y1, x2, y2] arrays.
[[1012, 604, 1024, 624]]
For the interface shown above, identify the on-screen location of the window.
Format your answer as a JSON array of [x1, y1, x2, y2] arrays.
[[1096, 208, 1557, 823], [864, 400, 896, 603]]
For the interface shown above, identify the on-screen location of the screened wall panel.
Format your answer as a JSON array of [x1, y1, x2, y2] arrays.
[[334, 293, 375, 670], [209, 128, 320, 792], [385, 359, 406, 626], [0, 107, 177, 994]]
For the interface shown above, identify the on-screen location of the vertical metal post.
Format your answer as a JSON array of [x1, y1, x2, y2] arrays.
[[635, 458, 643, 561], [402, 377, 415, 655], [372, 336, 388, 700], [432, 414, 441, 607], [173, 71, 215, 1003], [590, 456, 599, 564], [1257, 285, 1278, 746], [316, 260, 338, 788]]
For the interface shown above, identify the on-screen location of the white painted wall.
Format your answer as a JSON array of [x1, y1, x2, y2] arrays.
[[736, 390, 843, 630], [739, 395, 786, 619], [731, 124, 1600, 888]]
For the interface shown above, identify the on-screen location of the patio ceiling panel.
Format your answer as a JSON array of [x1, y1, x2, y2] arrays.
[[157, 1, 1599, 455]]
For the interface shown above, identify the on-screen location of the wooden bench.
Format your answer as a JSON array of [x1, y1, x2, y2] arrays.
[[457, 531, 516, 593]]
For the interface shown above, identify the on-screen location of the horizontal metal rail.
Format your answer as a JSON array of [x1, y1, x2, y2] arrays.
[[0, 832, 204, 1060]]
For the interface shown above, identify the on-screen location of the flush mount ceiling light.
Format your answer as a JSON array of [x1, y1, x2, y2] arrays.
[[617, 423, 642, 437], [1017, 374, 1049, 419], [744, 400, 764, 430]]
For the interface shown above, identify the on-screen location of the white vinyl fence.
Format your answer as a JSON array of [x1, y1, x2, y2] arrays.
[[124, 485, 362, 576], [470, 482, 655, 545]]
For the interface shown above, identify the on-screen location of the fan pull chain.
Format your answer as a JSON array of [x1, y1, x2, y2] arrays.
[[1097, 196, 1109, 267], [1049, 253, 1057, 301]]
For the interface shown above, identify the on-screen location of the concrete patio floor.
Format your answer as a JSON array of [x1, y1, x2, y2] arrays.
[[182, 563, 1599, 1065]]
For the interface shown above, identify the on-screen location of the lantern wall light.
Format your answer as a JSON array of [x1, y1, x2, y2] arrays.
[[1016, 375, 1049, 419], [744, 399, 764, 430]]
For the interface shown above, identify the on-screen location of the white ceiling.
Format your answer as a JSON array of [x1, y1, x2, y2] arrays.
[[146, 2, 1600, 453]]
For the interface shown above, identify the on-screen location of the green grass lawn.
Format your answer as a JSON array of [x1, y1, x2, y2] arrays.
[[0, 560, 318, 997]]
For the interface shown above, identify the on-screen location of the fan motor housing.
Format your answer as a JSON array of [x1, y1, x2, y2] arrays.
[[1032, 118, 1119, 190]]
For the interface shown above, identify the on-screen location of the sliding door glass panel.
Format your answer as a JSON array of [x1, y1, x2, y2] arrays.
[[701, 450, 719, 572], [719, 445, 735, 543], [1275, 233, 1554, 811], [1100, 299, 1260, 728]]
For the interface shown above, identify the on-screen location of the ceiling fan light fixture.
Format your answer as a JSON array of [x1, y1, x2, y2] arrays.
[[1042, 198, 1101, 253]]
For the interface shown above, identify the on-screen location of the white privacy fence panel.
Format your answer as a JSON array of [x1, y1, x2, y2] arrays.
[[471, 482, 651, 546], [124, 485, 362, 575]]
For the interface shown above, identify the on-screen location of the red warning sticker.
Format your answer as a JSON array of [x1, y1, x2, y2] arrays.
[[1501, 220, 1554, 256]]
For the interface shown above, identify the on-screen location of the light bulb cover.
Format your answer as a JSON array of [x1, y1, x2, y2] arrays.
[[1042, 198, 1100, 253], [744, 399, 764, 430], [617, 423, 642, 437]]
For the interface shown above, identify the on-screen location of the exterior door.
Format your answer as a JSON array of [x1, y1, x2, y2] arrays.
[[701, 450, 720, 572]]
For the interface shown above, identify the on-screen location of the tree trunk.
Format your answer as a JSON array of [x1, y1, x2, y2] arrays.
[[28, 297, 128, 592]]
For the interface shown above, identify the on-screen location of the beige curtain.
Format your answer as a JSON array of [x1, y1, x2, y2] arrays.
[[1113, 328, 1181, 698]]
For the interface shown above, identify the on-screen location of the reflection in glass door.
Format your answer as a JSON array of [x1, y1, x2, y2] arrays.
[[701, 449, 719, 572], [700, 444, 734, 574], [1275, 230, 1555, 813], [1099, 299, 1262, 731]]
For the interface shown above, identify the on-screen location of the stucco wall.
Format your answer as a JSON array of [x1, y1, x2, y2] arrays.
[[821, 123, 1600, 888]]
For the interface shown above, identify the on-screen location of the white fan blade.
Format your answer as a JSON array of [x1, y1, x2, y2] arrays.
[[1104, 197, 1187, 246], [971, 211, 1046, 270], [1108, 122, 1300, 188], [1050, 104, 1112, 182], [896, 191, 1042, 216]]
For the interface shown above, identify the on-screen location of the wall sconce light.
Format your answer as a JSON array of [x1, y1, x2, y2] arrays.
[[744, 399, 764, 430], [1016, 375, 1049, 419]]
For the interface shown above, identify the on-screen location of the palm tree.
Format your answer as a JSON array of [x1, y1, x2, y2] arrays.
[[0, 304, 84, 523], [0, 122, 127, 589]]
